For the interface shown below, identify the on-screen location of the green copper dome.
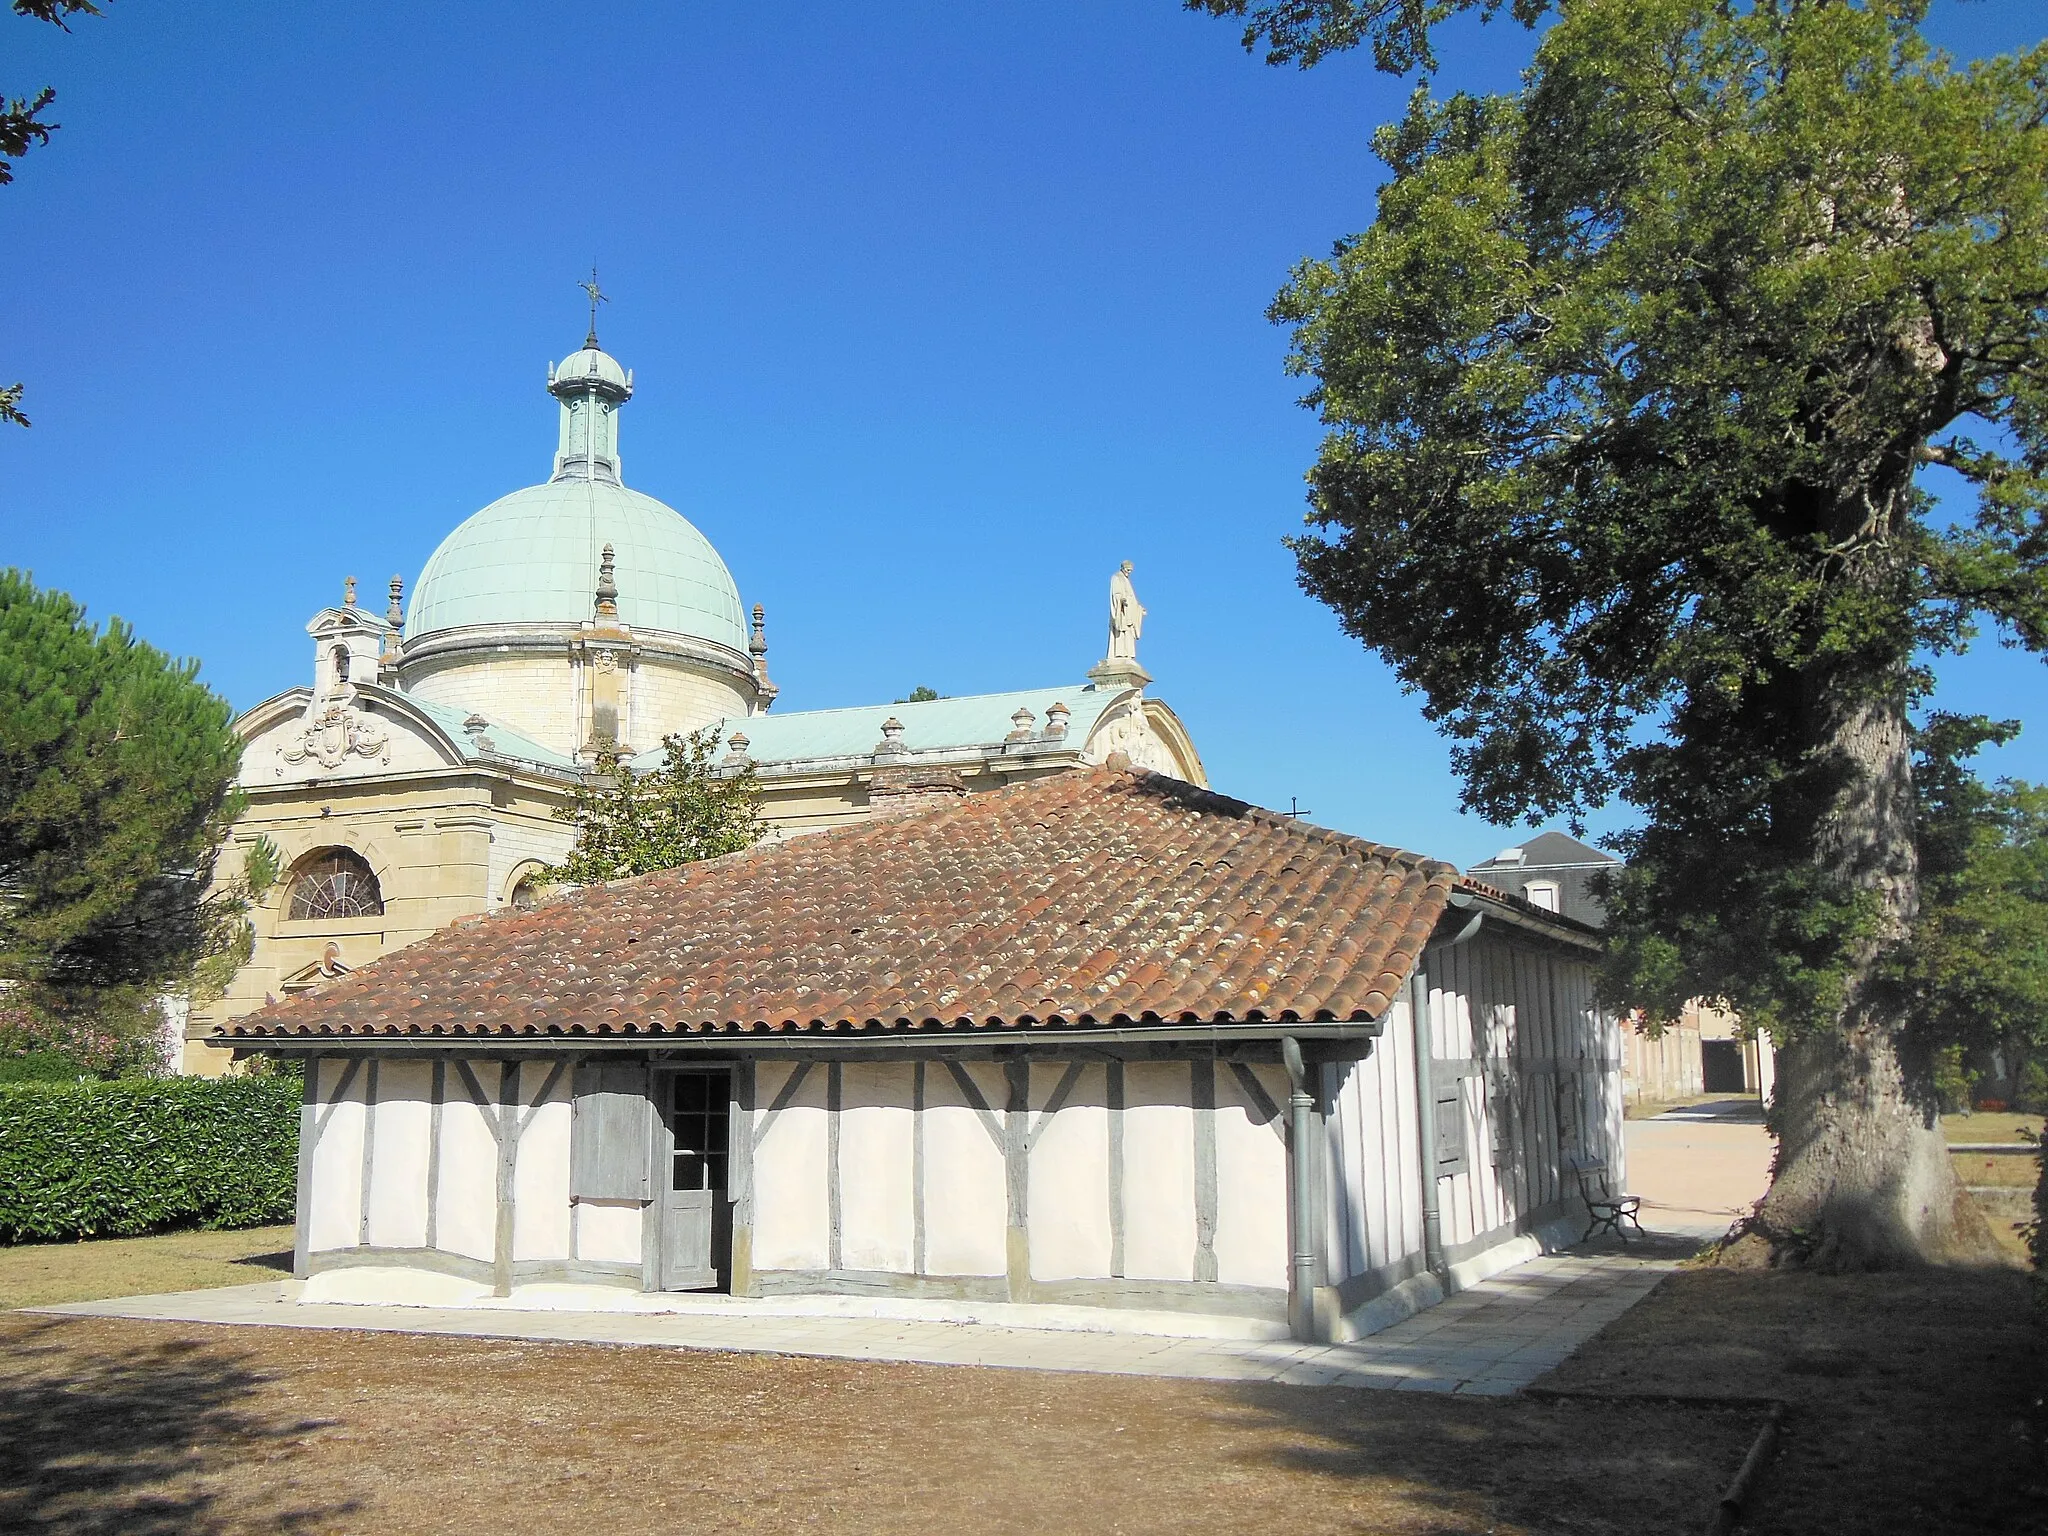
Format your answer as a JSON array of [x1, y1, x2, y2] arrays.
[[404, 338, 747, 652], [404, 479, 747, 649]]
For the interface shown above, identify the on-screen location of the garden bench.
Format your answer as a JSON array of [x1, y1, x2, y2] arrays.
[[1569, 1157, 1644, 1245]]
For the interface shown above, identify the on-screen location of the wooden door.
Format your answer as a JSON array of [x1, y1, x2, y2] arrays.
[[657, 1068, 731, 1291]]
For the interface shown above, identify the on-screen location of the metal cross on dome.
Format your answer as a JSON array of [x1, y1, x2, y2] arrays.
[[578, 267, 608, 345]]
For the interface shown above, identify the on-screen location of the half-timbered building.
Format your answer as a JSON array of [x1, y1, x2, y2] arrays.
[[213, 764, 1623, 1343]]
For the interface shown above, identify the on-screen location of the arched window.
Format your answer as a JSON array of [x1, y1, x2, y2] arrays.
[[331, 644, 351, 684], [287, 848, 384, 920], [509, 873, 542, 910]]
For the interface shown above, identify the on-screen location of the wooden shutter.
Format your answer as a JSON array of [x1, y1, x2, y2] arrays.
[[570, 1063, 652, 1201], [1433, 1091, 1467, 1172]]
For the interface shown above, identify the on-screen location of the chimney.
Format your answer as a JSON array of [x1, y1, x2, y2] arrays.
[[867, 766, 968, 820]]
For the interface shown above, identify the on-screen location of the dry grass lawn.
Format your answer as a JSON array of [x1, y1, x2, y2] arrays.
[[1943, 1110, 2044, 1144], [2, 1250, 2043, 1534], [0, 1226, 293, 1310], [0, 1311, 1763, 1535]]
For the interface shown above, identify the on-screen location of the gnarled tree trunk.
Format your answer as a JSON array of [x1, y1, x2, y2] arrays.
[[1746, 502, 1995, 1267]]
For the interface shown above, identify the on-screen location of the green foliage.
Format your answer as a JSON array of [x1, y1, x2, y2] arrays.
[[0, 3, 97, 188], [545, 727, 763, 885], [898, 686, 941, 703], [1898, 715, 2048, 1063], [0, 570, 249, 990], [0, 1075, 299, 1242], [0, 1050, 87, 1084], [0, 984, 171, 1078], [1931, 1044, 1976, 1115], [1256, 0, 2048, 1041], [1187, 0, 1541, 75], [2016, 1059, 2048, 1117], [4, 2, 105, 427]]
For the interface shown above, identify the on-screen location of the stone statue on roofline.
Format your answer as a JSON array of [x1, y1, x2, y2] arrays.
[[1108, 560, 1144, 662], [1089, 561, 1152, 690]]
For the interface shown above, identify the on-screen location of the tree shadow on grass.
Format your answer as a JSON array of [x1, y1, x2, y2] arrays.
[[1214, 1381, 1757, 1535], [0, 1318, 359, 1535], [1216, 1258, 2047, 1536]]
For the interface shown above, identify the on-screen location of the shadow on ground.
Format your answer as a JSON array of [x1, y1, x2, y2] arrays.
[[1227, 1252, 2048, 1535], [1216, 1379, 1758, 1534], [233, 1249, 295, 1275], [0, 1318, 357, 1535]]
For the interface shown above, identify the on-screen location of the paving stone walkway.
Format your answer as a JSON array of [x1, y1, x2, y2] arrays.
[[31, 1240, 1682, 1396]]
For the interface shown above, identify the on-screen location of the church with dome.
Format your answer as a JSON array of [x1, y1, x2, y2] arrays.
[[181, 326, 1206, 1073]]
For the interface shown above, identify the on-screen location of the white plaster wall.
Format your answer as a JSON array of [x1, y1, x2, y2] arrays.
[[752, 1062, 831, 1270], [1121, 1063, 1197, 1282], [513, 1069, 573, 1261], [307, 1060, 366, 1253], [838, 1063, 915, 1274], [1326, 995, 1426, 1285], [1027, 1064, 1113, 1282], [436, 1065, 501, 1263], [365, 1060, 432, 1249], [921, 1062, 1007, 1277], [1213, 1065, 1288, 1289], [575, 1200, 643, 1265]]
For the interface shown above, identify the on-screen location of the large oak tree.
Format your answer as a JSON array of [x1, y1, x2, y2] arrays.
[[1198, 0, 2048, 1264]]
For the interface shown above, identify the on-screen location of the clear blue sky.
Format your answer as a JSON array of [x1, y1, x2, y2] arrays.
[[4, 1, 2041, 868]]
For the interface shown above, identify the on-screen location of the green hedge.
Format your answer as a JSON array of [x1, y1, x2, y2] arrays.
[[0, 1077, 299, 1242]]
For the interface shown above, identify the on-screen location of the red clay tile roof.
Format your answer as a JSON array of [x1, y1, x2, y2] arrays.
[[220, 767, 1473, 1043]]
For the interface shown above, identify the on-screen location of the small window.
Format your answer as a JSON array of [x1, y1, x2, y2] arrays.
[[331, 644, 351, 684], [670, 1072, 730, 1193], [287, 848, 384, 920], [1524, 880, 1561, 912]]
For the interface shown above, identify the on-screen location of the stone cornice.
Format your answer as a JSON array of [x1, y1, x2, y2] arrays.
[[397, 620, 757, 687]]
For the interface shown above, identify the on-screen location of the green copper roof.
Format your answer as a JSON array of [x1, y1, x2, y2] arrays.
[[628, 685, 1119, 768], [405, 478, 746, 650], [405, 696, 578, 771]]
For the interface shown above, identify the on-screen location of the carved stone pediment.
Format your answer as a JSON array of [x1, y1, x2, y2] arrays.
[[280, 699, 391, 772]]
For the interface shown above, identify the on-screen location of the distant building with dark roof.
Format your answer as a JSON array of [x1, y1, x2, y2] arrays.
[[1469, 833, 1778, 1108], [1466, 831, 1619, 929]]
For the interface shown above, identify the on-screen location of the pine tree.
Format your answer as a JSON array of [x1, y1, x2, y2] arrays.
[[0, 569, 249, 989]]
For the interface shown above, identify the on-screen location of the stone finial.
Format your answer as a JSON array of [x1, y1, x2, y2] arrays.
[[873, 716, 908, 759], [1045, 701, 1071, 739], [748, 602, 780, 707], [343, 575, 358, 607], [463, 713, 490, 733], [595, 544, 619, 618], [721, 730, 753, 769], [386, 575, 404, 627], [1006, 706, 1038, 742]]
